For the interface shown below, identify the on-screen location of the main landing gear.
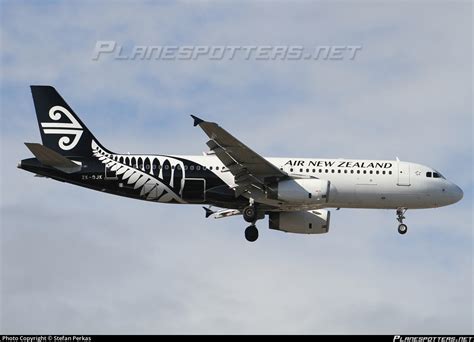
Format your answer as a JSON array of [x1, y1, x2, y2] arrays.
[[396, 208, 408, 235], [243, 205, 258, 223], [243, 199, 259, 242], [245, 225, 259, 242]]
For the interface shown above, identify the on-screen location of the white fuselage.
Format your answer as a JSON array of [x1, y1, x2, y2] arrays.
[[173, 155, 463, 210]]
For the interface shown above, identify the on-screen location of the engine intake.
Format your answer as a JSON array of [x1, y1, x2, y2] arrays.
[[269, 210, 330, 234]]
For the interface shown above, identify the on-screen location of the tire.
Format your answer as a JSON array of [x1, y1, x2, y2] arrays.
[[398, 224, 408, 235], [243, 206, 257, 223], [245, 225, 259, 242]]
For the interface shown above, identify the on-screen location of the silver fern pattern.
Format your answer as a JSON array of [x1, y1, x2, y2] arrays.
[[92, 140, 186, 203]]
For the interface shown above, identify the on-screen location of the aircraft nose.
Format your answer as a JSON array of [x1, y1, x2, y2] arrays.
[[450, 184, 463, 203]]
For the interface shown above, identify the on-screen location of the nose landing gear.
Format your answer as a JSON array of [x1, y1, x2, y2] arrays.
[[396, 208, 408, 235]]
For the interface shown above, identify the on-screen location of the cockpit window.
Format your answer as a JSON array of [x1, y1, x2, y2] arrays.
[[426, 170, 445, 179], [433, 170, 445, 179]]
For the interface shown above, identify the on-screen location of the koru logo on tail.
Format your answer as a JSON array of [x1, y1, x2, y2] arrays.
[[41, 106, 83, 150]]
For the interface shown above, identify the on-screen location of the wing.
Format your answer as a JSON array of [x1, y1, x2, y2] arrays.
[[191, 115, 288, 197]]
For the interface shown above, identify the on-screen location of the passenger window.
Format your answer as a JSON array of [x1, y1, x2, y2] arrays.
[[325, 169, 329, 173], [426, 172, 432, 178], [389, 171, 392, 175], [382, 171, 386, 175], [376, 170, 379, 175], [356, 170, 360, 174], [300, 168, 303, 172], [312, 169, 316, 173], [350, 170, 354, 174], [338, 170, 341, 173], [331, 169, 335, 173], [216, 166, 219, 170], [290, 168, 293, 172], [319, 169, 322, 173], [363, 170, 366, 174], [196, 166, 201, 171], [369, 170, 373, 174]]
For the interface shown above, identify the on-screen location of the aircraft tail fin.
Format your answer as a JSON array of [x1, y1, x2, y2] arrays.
[[30, 85, 111, 157]]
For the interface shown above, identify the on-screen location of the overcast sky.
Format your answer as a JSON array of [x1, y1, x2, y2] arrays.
[[1, 0, 472, 335]]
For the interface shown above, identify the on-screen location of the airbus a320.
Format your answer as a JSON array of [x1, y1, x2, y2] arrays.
[[19, 86, 463, 241]]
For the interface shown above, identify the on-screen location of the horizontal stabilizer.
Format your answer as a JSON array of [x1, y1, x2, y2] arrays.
[[24, 143, 81, 173], [202, 206, 241, 219]]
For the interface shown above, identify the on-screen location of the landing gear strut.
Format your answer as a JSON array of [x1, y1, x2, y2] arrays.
[[396, 208, 408, 235]]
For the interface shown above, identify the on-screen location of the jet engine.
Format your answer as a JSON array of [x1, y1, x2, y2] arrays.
[[268, 178, 331, 203], [269, 210, 330, 234]]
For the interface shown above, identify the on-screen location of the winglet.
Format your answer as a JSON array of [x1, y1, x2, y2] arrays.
[[202, 206, 215, 218], [191, 115, 204, 127]]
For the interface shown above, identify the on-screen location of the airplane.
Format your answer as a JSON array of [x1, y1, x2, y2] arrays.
[[18, 86, 464, 242]]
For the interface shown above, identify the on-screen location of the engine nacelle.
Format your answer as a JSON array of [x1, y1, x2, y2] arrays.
[[269, 178, 330, 203], [269, 210, 330, 234]]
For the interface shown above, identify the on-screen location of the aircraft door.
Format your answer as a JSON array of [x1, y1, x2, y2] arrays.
[[182, 178, 206, 202]]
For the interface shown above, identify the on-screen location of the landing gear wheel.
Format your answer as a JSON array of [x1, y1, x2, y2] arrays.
[[243, 206, 257, 223], [398, 224, 408, 235], [245, 225, 259, 242]]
